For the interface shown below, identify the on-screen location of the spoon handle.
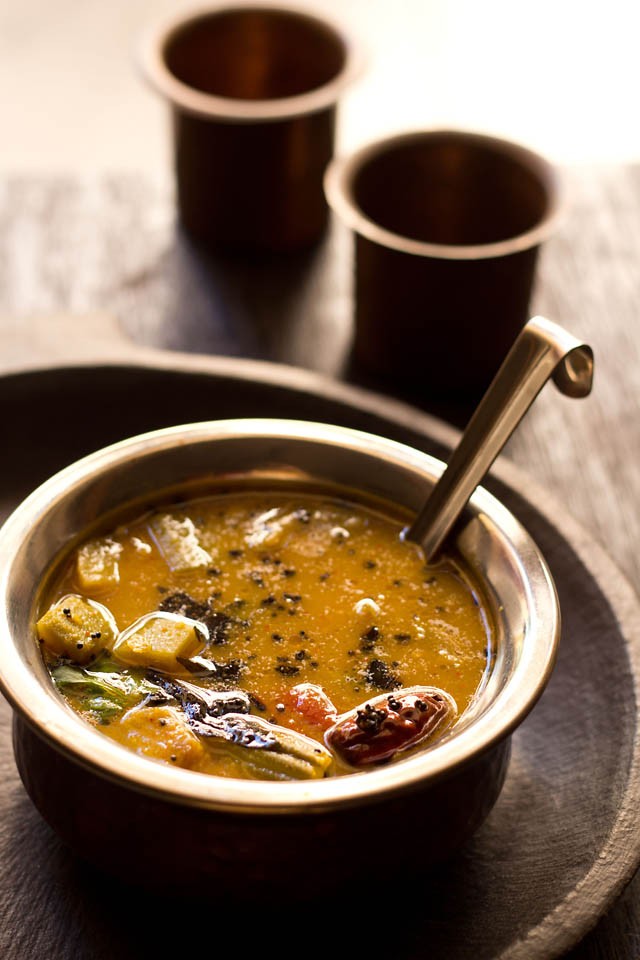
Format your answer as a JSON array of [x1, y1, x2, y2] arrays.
[[406, 315, 594, 561]]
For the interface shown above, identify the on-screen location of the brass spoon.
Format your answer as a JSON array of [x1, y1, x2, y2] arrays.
[[405, 315, 594, 561]]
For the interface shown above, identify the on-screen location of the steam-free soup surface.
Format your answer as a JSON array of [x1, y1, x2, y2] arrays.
[[36, 489, 492, 780]]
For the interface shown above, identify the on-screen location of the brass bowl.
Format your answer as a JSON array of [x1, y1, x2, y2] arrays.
[[0, 418, 559, 896]]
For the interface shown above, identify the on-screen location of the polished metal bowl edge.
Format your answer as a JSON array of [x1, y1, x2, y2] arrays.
[[0, 418, 560, 815]]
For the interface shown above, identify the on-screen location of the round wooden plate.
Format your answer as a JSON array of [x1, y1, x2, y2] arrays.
[[1, 356, 639, 960]]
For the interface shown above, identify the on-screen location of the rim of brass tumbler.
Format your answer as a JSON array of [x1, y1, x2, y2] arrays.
[[324, 128, 564, 260], [139, 2, 363, 122]]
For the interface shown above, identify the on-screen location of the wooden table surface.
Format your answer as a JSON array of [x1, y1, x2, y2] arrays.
[[0, 161, 639, 959], [1, 1, 640, 955]]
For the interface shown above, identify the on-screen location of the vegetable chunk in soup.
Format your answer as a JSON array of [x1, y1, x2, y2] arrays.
[[35, 488, 493, 781]]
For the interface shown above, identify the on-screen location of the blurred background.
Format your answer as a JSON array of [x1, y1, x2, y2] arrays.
[[2, 0, 640, 178], [2, 10, 640, 958]]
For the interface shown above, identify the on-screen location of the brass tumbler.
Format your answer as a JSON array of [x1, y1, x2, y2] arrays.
[[325, 129, 563, 402], [139, 3, 362, 254]]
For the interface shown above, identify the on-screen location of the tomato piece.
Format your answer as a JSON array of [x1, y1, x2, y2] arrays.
[[283, 682, 339, 731]]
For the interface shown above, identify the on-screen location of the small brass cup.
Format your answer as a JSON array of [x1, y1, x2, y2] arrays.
[[140, 3, 362, 254], [324, 129, 563, 403]]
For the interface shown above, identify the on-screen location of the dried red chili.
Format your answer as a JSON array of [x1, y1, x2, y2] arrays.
[[324, 686, 458, 766]]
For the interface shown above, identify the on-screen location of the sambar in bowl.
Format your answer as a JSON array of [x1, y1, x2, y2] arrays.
[[0, 419, 559, 894]]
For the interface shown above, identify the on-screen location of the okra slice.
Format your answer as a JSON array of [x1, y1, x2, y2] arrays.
[[148, 672, 251, 720], [191, 712, 333, 780], [113, 612, 208, 672], [325, 686, 458, 767], [218, 742, 330, 781], [36, 594, 118, 664], [75, 537, 122, 594], [148, 514, 212, 572]]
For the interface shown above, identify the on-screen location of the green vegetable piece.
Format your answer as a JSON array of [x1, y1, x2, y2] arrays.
[[37, 594, 117, 664], [52, 656, 164, 724], [148, 514, 212, 572]]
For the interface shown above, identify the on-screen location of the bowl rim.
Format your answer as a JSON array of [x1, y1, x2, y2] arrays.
[[137, 1, 366, 122], [0, 417, 560, 813]]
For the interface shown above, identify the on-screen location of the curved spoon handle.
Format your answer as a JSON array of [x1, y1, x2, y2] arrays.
[[406, 315, 594, 561]]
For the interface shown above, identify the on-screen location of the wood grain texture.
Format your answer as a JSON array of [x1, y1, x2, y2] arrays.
[[0, 363, 639, 960], [0, 165, 638, 957]]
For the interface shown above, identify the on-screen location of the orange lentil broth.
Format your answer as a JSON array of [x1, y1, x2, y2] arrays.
[[36, 488, 493, 780]]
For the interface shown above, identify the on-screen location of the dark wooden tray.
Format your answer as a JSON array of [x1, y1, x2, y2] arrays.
[[1, 356, 639, 960]]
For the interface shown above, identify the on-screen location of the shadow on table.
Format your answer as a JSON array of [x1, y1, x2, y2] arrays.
[[118, 222, 482, 432]]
